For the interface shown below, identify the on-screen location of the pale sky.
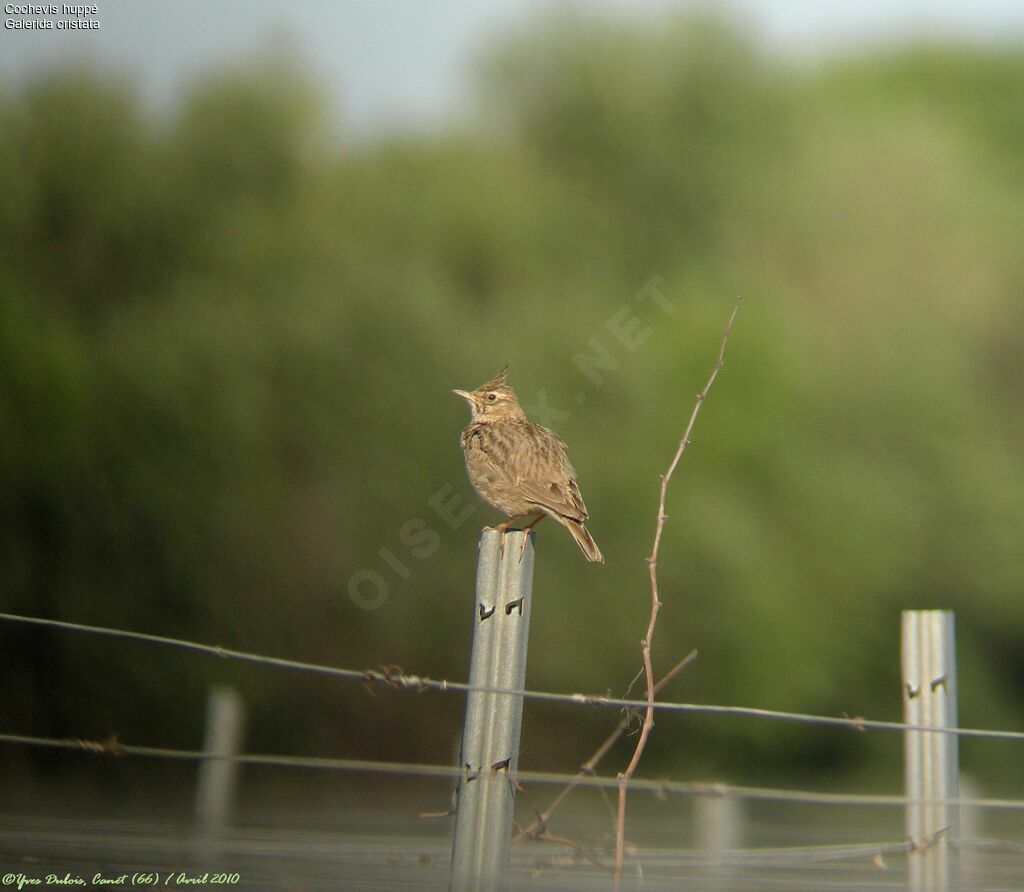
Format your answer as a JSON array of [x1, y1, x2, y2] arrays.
[[2, 1, 1023, 134]]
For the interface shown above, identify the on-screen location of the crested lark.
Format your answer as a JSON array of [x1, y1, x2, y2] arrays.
[[453, 366, 603, 563]]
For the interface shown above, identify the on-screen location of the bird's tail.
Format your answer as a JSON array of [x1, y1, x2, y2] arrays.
[[564, 519, 604, 564]]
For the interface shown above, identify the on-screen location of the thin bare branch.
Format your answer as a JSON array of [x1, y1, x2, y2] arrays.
[[515, 650, 697, 842], [536, 831, 613, 873], [613, 298, 742, 886]]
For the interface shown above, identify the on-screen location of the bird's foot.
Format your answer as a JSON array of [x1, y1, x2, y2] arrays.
[[512, 515, 545, 563], [495, 515, 532, 560]]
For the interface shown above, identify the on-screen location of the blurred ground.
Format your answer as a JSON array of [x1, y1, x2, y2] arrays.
[[6, 772, 1024, 889]]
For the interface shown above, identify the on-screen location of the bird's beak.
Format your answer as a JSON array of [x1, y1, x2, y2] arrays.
[[452, 389, 474, 403]]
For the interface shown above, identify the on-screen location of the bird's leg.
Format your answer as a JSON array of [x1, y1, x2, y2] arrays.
[[517, 514, 546, 562], [496, 514, 533, 559]]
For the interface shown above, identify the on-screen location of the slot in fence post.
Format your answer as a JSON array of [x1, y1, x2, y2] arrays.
[[449, 529, 534, 892], [195, 685, 246, 837], [901, 610, 959, 892]]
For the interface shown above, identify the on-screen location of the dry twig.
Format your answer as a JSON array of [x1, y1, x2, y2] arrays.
[[514, 649, 697, 842], [513, 780, 613, 872], [613, 299, 742, 886]]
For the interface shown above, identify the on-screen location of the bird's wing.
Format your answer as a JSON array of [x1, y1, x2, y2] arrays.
[[509, 425, 590, 522], [464, 421, 591, 522], [518, 478, 589, 523]]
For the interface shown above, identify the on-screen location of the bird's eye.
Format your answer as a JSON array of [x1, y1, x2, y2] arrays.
[[486, 393, 498, 402]]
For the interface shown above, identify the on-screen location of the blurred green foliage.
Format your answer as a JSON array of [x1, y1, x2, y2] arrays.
[[2, 14, 1023, 790]]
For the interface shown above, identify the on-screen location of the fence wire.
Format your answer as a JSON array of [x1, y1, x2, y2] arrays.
[[2, 730, 1024, 814], [4, 611, 1024, 891], [3, 611, 1023, 743]]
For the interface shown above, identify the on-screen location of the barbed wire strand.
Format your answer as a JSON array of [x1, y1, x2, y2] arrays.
[[2, 730, 1024, 813], [637, 840, 915, 866], [3, 611, 1024, 743]]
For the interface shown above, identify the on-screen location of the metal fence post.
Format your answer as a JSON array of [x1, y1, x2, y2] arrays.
[[195, 685, 245, 836], [901, 610, 959, 891], [450, 529, 534, 892], [694, 786, 743, 887], [958, 774, 983, 889]]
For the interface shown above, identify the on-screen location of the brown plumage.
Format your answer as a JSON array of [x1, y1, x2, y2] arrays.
[[453, 366, 603, 563]]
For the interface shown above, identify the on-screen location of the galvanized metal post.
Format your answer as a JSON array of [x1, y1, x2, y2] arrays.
[[695, 786, 743, 887], [959, 774, 983, 889], [195, 685, 245, 835], [450, 529, 534, 892], [901, 610, 959, 891]]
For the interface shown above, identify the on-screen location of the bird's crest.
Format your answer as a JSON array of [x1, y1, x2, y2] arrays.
[[479, 365, 510, 392]]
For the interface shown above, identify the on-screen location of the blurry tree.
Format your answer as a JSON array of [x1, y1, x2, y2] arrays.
[[1, 13, 1023, 792]]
